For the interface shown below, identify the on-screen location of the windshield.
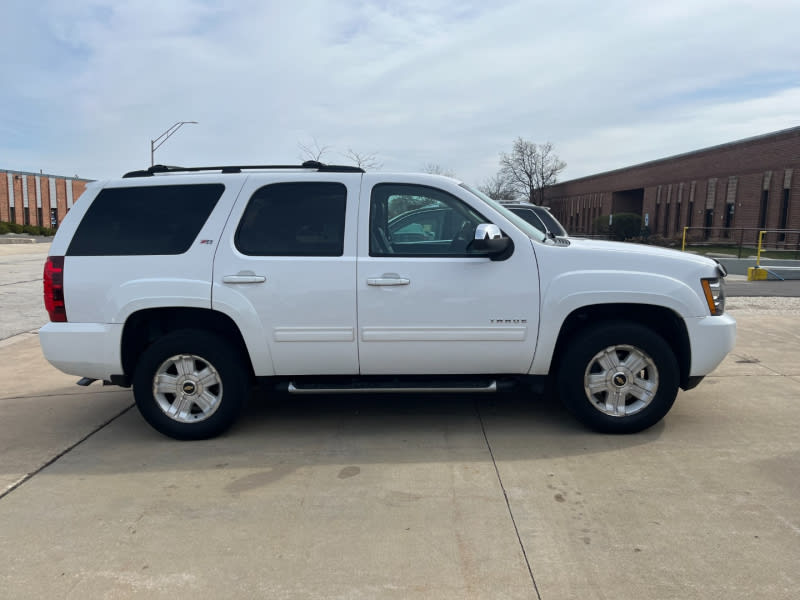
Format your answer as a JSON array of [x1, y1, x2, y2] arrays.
[[533, 206, 568, 237], [459, 184, 547, 242]]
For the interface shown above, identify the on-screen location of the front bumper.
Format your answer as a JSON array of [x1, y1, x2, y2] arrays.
[[39, 322, 124, 380], [686, 313, 737, 376]]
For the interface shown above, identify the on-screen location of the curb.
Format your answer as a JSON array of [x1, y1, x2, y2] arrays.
[[0, 238, 37, 244]]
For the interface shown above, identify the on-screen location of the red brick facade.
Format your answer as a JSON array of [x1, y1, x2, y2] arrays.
[[1, 170, 92, 228], [545, 127, 800, 247]]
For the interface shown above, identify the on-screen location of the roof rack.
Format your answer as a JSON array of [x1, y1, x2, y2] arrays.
[[122, 160, 365, 178]]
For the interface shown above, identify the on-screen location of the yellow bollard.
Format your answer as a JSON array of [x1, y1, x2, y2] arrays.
[[682, 227, 688, 252], [756, 230, 766, 268]]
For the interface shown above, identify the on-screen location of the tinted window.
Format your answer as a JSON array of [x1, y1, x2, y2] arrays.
[[508, 206, 568, 236], [533, 206, 568, 236], [373, 184, 487, 256], [508, 207, 548, 233], [235, 182, 346, 256], [67, 184, 224, 256]]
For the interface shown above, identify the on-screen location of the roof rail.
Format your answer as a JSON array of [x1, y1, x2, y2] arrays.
[[122, 161, 365, 178]]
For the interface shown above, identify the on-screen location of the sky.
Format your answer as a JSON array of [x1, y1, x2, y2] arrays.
[[2, 0, 800, 186]]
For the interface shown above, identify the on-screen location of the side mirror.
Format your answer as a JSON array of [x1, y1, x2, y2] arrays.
[[473, 223, 512, 259]]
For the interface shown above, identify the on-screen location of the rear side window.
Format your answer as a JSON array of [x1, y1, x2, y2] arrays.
[[67, 184, 224, 256], [235, 182, 346, 256]]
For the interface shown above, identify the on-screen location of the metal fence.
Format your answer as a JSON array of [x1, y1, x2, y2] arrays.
[[680, 227, 800, 259]]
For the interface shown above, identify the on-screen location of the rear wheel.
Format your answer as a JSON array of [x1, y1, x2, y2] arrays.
[[133, 330, 248, 440], [557, 322, 679, 433]]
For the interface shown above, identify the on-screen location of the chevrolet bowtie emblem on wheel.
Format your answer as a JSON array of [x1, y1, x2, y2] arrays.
[[613, 374, 627, 387], [182, 381, 196, 394]]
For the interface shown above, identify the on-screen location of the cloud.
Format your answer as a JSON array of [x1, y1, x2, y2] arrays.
[[1, 0, 799, 184]]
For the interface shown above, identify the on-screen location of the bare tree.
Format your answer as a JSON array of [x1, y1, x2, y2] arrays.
[[342, 148, 383, 170], [298, 138, 331, 162], [478, 172, 517, 202], [422, 163, 456, 178], [499, 138, 566, 205]]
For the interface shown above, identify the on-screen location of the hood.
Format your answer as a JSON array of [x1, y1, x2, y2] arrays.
[[565, 237, 718, 269], [534, 236, 725, 285]]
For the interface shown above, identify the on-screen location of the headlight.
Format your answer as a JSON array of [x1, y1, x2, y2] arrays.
[[701, 278, 725, 315]]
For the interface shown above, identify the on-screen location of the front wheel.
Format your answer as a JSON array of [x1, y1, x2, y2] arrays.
[[133, 330, 249, 440], [557, 322, 679, 433]]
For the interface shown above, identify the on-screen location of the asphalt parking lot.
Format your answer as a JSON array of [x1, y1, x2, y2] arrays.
[[1, 243, 798, 599]]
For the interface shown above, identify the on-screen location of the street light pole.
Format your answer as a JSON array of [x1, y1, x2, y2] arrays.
[[150, 121, 198, 166]]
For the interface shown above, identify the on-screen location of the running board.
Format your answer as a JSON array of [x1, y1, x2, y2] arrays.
[[287, 380, 498, 395]]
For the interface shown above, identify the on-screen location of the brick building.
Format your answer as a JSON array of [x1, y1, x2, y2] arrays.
[[1, 170, 92, 228], [545, 126, 800, 246]]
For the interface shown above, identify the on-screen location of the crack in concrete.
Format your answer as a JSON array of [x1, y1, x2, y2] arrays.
[[0, 403, 135, 502], [0, 389, 131, 402], [0, 278, 40, 287], [476, 404, 542, 600]]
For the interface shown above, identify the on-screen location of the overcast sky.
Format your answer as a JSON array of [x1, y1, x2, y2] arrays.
[[2, 0, 799, 185]]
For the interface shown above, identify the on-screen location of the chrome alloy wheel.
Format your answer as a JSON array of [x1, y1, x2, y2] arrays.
[[152, 354, 223, 423], [583, 344, 659, 417]]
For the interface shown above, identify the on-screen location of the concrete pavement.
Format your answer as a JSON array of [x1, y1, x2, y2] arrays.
[[0, 309, 798, 599], [0, 243, 51, 340]]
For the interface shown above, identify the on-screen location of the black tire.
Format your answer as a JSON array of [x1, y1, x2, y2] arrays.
[[557, 321, 679, 434], [133, 329, 249, 440]]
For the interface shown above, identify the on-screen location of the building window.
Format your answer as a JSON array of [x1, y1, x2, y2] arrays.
[[50, 208, 58, 228], [724, 203, 734, 237], [9, 206, 15, 223], [759, 190, 769, 229], [24, 207, 30, 226], [704, 209, 714, 239], [663, 203, 670, 236], [780, 169, 793, 242], [37, 208, 43, 227], [779, 189, 790, 242]]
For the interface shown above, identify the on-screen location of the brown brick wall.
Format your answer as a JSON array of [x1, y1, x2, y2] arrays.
[[71, 180, 88, 207], [25, 175, 35, 225], [56, 178, 67, 218], [1, 171, 91, 227], [546, 127, 800, 242], [0, 175, 8, 222], [12, 175, 23, 224], [40, 177, 51, 225]]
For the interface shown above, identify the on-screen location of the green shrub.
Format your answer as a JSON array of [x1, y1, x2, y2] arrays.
[[593, 215, 610, 236], [594, 213, 642, 241], [0, 221, 56, 236]]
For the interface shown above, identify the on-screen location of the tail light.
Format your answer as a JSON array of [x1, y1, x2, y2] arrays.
[[43, 256, 67, 322]]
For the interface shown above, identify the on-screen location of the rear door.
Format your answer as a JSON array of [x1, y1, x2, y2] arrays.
[[213, 173, 361, 376]]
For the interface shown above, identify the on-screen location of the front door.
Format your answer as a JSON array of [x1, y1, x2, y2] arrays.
[[356, 176, 539, 375]]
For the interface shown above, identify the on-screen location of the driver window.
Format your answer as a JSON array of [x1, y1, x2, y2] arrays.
[[370, 184, 487, 256]]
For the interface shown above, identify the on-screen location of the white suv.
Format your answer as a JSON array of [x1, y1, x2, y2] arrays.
[[40, 162, 736, 439]]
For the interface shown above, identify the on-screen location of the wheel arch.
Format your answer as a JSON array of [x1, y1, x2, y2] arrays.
[[548, 303, 692, 389], [120, 307, 255, 382]]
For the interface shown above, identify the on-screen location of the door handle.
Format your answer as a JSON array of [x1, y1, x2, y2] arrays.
[[367, 274, 410, 286], [223, 271, 266, 284]]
